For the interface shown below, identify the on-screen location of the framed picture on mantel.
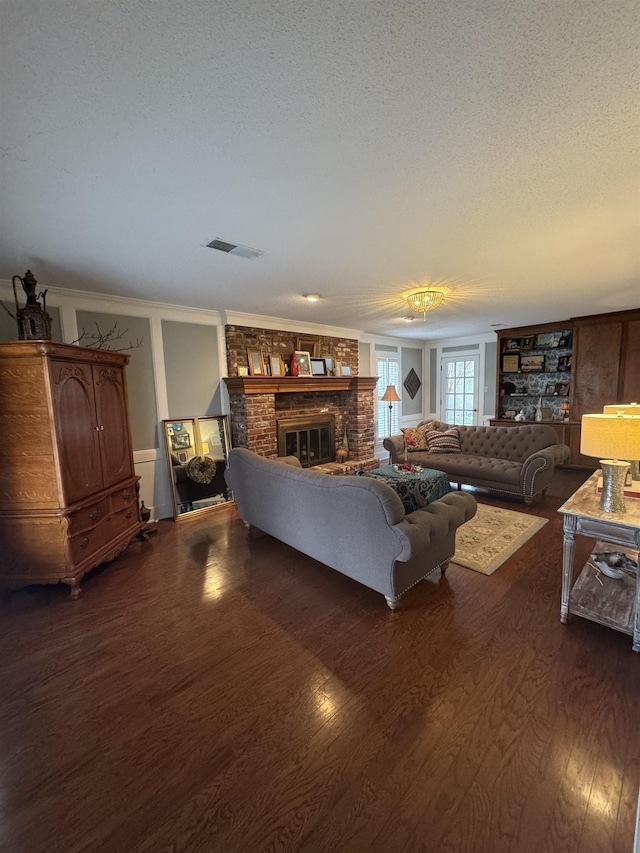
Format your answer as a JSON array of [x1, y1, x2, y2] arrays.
[[247, 348, 265, 376]]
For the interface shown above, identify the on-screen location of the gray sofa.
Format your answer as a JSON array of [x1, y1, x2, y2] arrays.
[[383, 421, 570, 505], [225, 447, 477, 609]]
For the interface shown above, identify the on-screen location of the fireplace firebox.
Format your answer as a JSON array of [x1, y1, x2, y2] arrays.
[[277, 416, 335, 467]]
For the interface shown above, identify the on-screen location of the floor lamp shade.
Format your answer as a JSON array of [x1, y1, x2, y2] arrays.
[[581, 413, 640, 512], [380, 385, 401, 441], [380, 385, 401, 404]]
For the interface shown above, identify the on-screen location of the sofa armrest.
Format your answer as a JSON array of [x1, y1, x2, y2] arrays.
[[397, 492, 477, 555], [519, 443, 570, 502], [540, 443, 571, 467], [382, 434, 405, 464]]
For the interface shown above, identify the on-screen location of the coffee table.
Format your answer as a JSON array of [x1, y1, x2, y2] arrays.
[[363, 465, 451, 513]]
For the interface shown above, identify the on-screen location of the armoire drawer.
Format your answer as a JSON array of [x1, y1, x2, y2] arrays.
[[69, 518, 115, 565], [67, 498, 110, 535], [110, 485, 137, 511]]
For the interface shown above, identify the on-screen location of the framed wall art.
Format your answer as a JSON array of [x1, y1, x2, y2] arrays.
[[503, 338, 522, 352], [520, 336, 534, 351], [501, 354, 520, 373], [520, 354, 546, 372], [296, 336, 320, 358], [557, 355, 572, 372], [534, 332, 561, 349], [403, 368, 422, 400]]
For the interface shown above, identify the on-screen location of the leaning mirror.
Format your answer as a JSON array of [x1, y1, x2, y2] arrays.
[[163, 416, 232, 518]]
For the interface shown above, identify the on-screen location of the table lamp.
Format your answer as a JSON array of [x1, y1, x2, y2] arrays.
[[580, 413, 640, 513], [380, 385, 401, 439], [602, 403, 640, 480]]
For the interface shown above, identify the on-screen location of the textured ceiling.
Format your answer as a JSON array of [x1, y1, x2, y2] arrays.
[[1, 0, 638, 340]]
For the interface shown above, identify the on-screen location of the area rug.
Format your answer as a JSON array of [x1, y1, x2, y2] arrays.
[[453, 504, 549, 575]]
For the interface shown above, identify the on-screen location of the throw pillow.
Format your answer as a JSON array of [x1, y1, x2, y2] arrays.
[[401, 422, 435, 452], [425, 427, 462, 454]]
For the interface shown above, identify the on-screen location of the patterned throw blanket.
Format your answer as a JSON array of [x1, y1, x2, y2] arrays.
[[355, 465, 451, 514]]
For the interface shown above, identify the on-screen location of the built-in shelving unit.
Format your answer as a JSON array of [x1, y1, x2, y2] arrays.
[[496, 323, 573, 422]]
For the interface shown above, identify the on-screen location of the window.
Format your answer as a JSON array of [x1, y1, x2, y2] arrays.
[[377, 356, 400, 440], [441, 355, 479, 425]]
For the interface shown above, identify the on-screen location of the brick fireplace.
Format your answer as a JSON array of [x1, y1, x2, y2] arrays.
[[223, 375, 379, 466], [224, 324, 379, 470]]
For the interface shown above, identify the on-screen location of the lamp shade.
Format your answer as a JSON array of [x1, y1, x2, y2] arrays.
[[380, 385, 401, 403], [603, 402, 640, 416], [580, 414, 640, 460]]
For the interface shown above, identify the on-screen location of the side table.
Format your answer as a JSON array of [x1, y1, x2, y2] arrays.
[[558, 472, 640, 652]]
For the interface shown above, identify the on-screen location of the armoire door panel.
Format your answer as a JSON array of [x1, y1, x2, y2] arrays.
[[52, 360, 103, 503], [92, 366, 134, 488]]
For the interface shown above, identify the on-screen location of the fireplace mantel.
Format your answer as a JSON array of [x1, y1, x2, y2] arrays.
[[224, 376, 379, 395]]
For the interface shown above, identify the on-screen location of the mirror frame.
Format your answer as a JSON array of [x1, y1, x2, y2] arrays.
[[162, 415, 232, 519]]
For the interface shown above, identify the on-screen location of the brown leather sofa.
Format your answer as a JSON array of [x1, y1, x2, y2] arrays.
[[383, 421, 570, 504]]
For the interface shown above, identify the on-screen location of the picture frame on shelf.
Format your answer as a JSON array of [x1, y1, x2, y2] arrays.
[[501, 354, 520, 373], [534, 332, 561, 349], [247, 348, 265, 376], [520, 354, 546, 372], [322, 356, 334, 374], [544, 382, 557, 395], [341, 365, 352, 376], [555, 381, 570, 396], [310, 358, 326, 375], [557, 354, 572, 372], [558, 331, 573, 348], [504, 337, 522, 352], [504, 410, 517, 419], [269, 354, 285, 376], [520, 336, 534, 351], [294, 350, 312, 376], [237, 366, 249, 377]]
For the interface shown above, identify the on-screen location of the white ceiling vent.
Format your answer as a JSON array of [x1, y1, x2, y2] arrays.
[[205, 238, 264, 259]]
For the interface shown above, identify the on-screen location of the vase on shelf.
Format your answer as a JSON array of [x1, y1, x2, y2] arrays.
[[535, 397, 543, 422], [290, 352, 299, 377]]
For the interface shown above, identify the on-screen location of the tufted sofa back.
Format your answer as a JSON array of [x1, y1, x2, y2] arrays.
[[420, 421, 561, 463]]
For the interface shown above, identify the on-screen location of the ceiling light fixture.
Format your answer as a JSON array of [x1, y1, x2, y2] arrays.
[[402, 316, 415, 323], [304, 294, 320, 302], [406, 288, 445, 318]]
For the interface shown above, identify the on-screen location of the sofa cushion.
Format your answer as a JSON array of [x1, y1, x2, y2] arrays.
[[426, 427, 462, 454], [401, 422, 435, 452]]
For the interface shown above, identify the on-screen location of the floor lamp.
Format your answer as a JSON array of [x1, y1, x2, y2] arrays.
[[380, 385, 401, 448]]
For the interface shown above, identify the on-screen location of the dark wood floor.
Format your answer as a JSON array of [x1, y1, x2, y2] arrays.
[[1, 470, 639, 853]]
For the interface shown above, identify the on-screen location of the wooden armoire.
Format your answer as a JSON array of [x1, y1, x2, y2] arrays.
[[0, 341, 144, 598]]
